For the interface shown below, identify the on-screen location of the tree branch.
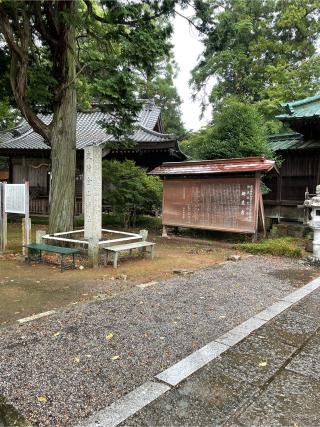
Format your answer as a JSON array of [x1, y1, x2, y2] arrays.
[[84, 0, 168, 27], [0, 5, 51, 142], [32, 2, 58, 50], [174, 9, 205, 33]]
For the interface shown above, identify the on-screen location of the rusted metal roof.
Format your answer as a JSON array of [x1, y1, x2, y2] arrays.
[[149, 157, 276, 176], [0, 171, 9, 180]]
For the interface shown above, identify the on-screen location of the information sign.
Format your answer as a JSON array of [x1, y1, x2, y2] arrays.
[[4, 184, 27, 214], [162, 177, 259, 233]]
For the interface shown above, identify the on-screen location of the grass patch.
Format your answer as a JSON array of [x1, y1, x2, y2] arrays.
[[238, 237, 303, 258]]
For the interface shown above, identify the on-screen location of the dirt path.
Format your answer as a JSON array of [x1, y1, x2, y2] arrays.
[[0, 235, 233, 325]]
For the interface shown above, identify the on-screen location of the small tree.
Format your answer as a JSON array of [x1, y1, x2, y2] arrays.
[[180, 99, 274, 160], [102, 160, 162, 228]]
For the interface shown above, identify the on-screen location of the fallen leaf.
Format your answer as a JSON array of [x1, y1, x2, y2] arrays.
[[73, 356, 80, 363], [37, 396, 47, 403], [111, 355, 120, 361], [259, 361, 267, 367], [53, 332, 60, 337], [105, 332, 114, 341]]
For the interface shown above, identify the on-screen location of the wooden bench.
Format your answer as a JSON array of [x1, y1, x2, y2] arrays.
[[24, 243, 80, 272], [103, 241, 155, 268]]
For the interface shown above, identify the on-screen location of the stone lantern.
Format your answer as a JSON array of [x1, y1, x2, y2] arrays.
[[304, 184, 320, 260]]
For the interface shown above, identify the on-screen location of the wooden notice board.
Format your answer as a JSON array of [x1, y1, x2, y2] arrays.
[[162, 176, 260, 233]]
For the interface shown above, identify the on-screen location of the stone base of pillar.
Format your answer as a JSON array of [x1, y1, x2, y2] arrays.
[[88, 237, 99, 268], [162, 225, 168, 238]]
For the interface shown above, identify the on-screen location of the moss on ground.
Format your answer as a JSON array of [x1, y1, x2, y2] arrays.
[[238, 237, 303, 258]]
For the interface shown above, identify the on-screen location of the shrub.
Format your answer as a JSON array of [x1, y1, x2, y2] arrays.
[[238, 237, 302, 258], [102, 160, 162, 228]]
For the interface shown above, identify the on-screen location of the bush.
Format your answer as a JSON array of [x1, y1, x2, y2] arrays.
[[102, 160, 162, 228], [238, 237, 302, 258]]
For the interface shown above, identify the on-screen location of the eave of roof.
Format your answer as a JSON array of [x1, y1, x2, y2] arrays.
[[268, 132, 320, 151], [0, 102, 177, 151], [276, 94, 320, 121], [149, 157, 276, 176]]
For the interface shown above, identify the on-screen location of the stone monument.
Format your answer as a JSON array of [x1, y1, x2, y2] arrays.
[[84, 145, 102, 267]]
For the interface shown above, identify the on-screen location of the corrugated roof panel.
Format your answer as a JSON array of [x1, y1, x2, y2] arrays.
[[268, 133, 303, 151], [268, 132, 320, 151], [149, 157, 276, 176]]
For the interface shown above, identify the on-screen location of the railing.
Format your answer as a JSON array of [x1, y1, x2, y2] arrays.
[[30, 198, 83, 216], [30, 198, 49, 215]]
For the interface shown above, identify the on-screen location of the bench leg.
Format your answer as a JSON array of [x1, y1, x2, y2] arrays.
[[60, 254, 64, 272], [150, 246, 155, 260], [129, 249, 133, 257], [39, 250, 42, 263], [72, 253, 75, 269], [103, 251, 109, 267], [113, 252, 118, 269]]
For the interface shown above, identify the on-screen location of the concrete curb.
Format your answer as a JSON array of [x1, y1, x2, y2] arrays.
[[78, 381, 170, 427], [17, 310, 56, 324]]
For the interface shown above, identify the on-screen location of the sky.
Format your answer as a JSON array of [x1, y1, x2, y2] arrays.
[[172, 7, 212, 132]]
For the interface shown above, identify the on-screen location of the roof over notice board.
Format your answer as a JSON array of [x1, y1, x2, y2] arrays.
[[149, 157, 276, 176]]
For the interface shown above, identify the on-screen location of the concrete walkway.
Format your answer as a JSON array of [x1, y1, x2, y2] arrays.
[[122, 287, 320, 426]]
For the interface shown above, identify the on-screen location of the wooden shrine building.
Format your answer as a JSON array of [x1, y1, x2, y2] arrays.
[[264, 95, 320, 222], [0, 101, 185, 215]]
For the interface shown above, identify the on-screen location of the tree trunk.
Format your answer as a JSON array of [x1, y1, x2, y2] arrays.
[[48, 19, 76, 234]]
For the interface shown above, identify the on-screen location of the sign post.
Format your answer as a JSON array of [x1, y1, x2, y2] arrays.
[[0, 182, 30, 254], [0, 182, 7, 252]]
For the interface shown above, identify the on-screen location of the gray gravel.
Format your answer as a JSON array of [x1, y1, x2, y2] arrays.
[[0, 256, 317, 426]]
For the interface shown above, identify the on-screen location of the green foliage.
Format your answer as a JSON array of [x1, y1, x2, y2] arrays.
[[180, 98, 273, 160], [0, 99, 18, 131], [138, 56, 185, 138], [238, 237, 302, 258], [0, 157, 8, 171], [192, 0, 320, 121], [102, 160, 162, 228]]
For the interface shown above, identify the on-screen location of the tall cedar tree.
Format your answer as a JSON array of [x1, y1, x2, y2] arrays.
[[192, 0, 320, 118], [138, 56, 185, 138], [0, 0, 179, 232]]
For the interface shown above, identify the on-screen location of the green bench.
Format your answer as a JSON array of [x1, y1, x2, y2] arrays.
[[24, 243, 80, 272]]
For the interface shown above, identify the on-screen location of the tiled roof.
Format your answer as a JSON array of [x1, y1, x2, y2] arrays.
[[149, 157, 276, 176], [268, 132, 320, 151], [0, 101, 175, 151], [276, 94, 320, 120]]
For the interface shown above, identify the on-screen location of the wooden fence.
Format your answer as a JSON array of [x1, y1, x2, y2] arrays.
[[30, 198, 83, 216]]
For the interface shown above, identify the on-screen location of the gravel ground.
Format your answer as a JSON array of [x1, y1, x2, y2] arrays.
[[0, 256, 318, 426]]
